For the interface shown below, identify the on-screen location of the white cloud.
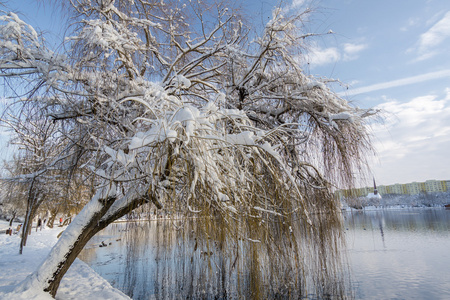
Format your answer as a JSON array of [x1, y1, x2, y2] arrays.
[[343, 43, 367, 61], [414, 11, 450, 60], [341, 69, 450, 96], [370, 90, 450, 184], [306, 42, 367, 67], [291, 0, 305, 8], [400, 17, 420, 32], [283, 0, 306, 14], [307, 45, 340, 66]]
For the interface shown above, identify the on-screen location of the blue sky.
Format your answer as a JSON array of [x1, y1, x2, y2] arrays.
[[299, 0, 450, 186], [3, 0, 450, 186]]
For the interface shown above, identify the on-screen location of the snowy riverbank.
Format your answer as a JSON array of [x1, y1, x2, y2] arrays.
[[0, 220, 130, 300], [342, 192, 450, 210], [2, 203, 448, 299]]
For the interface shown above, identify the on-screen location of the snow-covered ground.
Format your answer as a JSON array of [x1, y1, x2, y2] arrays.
[[0, 220, 130, 300], [2, 192, 448, 299]]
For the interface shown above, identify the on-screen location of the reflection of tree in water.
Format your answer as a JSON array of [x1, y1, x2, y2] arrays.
[[378, 219, 386, 248], [346, 209, 450, 233], [119, 210, 352, 299]]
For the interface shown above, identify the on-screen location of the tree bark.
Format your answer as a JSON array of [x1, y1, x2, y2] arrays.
[[47, 214, 55, 228], [20, 205, 35, 254], [14, 186, 153, 298], [8, 211, 16, 226], [44, 196, 116, 296], [20, 179, 41, 254]]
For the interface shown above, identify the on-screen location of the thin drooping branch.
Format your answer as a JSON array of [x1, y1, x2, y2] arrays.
[[0, 1, 379, 298]]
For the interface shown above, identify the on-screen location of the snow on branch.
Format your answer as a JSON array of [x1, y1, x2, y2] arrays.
[[0, 2, 381, 297], [0, 0, 379, 253]]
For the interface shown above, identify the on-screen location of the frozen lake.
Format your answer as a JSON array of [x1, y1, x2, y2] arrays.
[[79, 208, 450, 299]]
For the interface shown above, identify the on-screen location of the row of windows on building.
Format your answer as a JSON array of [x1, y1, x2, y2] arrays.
[[337, 180, 450, 198]]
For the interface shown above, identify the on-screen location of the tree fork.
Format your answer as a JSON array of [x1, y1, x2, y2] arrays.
[[43, 190, 158, 297], [43, 196, 116, 297]]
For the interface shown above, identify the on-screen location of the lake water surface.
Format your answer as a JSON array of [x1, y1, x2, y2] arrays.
[[79, 208, 450, 299], [344, 208, 450, 299]]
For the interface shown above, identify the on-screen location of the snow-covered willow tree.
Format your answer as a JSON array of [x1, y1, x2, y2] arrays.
[[0, 0, 377, 297]]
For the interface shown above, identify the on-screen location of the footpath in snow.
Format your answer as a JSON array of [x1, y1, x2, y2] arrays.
[[0, 220, 130, 300]]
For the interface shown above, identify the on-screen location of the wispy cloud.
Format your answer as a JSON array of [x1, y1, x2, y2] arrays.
[[341, 69, 450, 96], [307, 42, 367, 67], [400, 17, 420, 32], [291, 0, 305, 8], [307, 45, 340, 66], [282, 0, 306, 14], [412, 11, 450, 61], [371, 89, 450, 184], [343, 43, 368, 61]]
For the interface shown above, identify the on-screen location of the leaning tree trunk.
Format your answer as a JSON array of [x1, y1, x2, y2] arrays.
[[43, 197, 116, 296], [14, 186, 152, 298]]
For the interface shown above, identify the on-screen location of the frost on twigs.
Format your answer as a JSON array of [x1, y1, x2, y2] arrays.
[[0, 1, 378, 297]]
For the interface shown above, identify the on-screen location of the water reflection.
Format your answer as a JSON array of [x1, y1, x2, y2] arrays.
[[79, 209, 450, 299], [80, 215, 351, 299], [344, 208, 450, 300]]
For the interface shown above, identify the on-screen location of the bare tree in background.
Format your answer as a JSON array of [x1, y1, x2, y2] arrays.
[[0, 0, 378, 298], [0, 160, 27, 227], [1, 102, 75, 253]]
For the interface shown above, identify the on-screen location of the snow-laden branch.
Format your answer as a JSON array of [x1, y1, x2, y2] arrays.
[[0, 2, 380, 296]]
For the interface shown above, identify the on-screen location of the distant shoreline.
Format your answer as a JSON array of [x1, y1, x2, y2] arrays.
[[341, 192, 450, 210]]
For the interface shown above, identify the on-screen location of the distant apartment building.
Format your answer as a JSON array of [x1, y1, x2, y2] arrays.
[[337, 179, 449, 198]]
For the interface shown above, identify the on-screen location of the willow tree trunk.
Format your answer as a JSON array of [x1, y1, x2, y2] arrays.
[[14, 186, 153, 298], [43, 198, 115, 296]]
